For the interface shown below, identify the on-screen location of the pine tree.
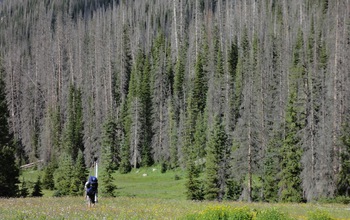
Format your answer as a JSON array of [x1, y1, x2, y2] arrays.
[[51, 105, 62, 157], [119, 100, 131, 174], [54, 153, 74, 196], [193, 52, 207, 114], [204, 116, 228, 201], [0, 61, 19, 197], [185, 101, 204, 200], [0, 60, 12, 147], [186, 159, 203, 200], [19, 178, 29, 198], [31, 176, 43, 197], [227, 37, 239, 129], [182, 95, 196, 165], [119, 139, 131, 174], [337, 122, 350, 196], [140, 55, 153, 167], [69, 150, 87, 196], [62, 84, 84, 160], [150, 32, 171, 163], [279, 91, 303, 202], [101, 116, 119, 169], [127, 50, 144, 168], [262, 131, 283, 202], [42, 162, 56, 190], [0, 146, 19, 197], [100, 140, 117, 197], [121, 23, 133, 100], [173, 46, 186, 121], [193, 112, 207, 166], [226, 137, 243, 202], [168, 99, 178, 169], [278, 29, 305, 203]]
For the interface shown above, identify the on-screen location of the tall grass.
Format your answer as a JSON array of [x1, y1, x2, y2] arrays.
[[10, 168, 350, 219], [1, 197, 350, 219]]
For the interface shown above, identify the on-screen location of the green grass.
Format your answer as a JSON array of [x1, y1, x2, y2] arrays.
[[1, 197, 350, 219], [20, 169, 40, 182], [13, 168, 350, 219], [114, 166, 187, 199]]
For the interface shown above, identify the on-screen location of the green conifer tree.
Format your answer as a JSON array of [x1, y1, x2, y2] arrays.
[[119, 139, 131, 174], [0, 146, 19, 197], [278, 29, 305, 203], [174, 49, 185, 103], [31, 176, 43, 197], [279, 91, 303, 202], [121, 23, 132, 98], [100, 143, 117, 197], [193, 52, 207, 114], [100, 117, 117, 196], [186, 158, 203, 200], [262, 131, 283, 202], [127, 50, 144, 168], [70, 150, 87, 196], [182, 95, 196, 165], [227, 37, 239, 127], [54, 153, 74, 196], [0, 61, 19, 197], [337, 122, 350, 196], [51, 105, 62, 155], [140, 55, 153, 167], [119, 100, 131, 174], [42, 162, 56, 190], [62, 84, 84, 160], [204, 116, 228, 201], [173, 46, 186, 121], [0, 59, 12, 147], [19, 177, 29, 198], [168, 99, 178, 169], [101, 116, 119, 169], [193, 112, 207, 166]]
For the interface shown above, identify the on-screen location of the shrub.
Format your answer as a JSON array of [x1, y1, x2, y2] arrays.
[[307, 210, 334, 220], [53, 190, 64, 197], [161, 162, 167, 173], [318, 196, 350, 205], [255, 208, 290, 220], [184, 206, 253, 220]]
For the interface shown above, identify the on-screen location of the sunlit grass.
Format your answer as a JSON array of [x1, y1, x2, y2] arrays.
[[12, 168, 350, 219], [114, 166, 187, 199], [1, 197, 350, 219]]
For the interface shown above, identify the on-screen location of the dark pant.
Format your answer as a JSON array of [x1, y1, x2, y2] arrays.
[[87, 193, 95, 203]]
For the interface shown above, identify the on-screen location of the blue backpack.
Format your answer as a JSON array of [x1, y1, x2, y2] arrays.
[[86, 176, 98, 196]]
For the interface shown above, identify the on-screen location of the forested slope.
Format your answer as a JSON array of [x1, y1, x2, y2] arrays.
[[0, 0, 349, 202]]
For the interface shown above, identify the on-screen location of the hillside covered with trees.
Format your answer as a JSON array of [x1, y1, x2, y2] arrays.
[[0, 0, 349, 202]]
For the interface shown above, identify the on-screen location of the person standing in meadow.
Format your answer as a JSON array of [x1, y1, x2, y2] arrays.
[[84, 176, 98, 208]]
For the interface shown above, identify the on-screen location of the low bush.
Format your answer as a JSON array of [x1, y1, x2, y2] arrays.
[[184, 206, 253, 220], [255, 208, 291, 220], [52, 190, 63, 197], [307, 210, 334, 220], [317, 196, 350, 205]]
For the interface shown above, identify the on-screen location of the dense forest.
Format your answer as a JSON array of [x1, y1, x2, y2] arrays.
[[0, 0, 349, 202]]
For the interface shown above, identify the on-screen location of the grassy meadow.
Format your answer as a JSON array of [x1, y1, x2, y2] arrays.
[[1, 167, 349, 219]]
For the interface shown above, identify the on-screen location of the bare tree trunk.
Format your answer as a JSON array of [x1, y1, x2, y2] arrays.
[[195, 0, 198, 57], [133, 99, 139, 169], [248, 122, 252, 203], [333, 0, 340, 176], [173, 0, 179, 57]]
